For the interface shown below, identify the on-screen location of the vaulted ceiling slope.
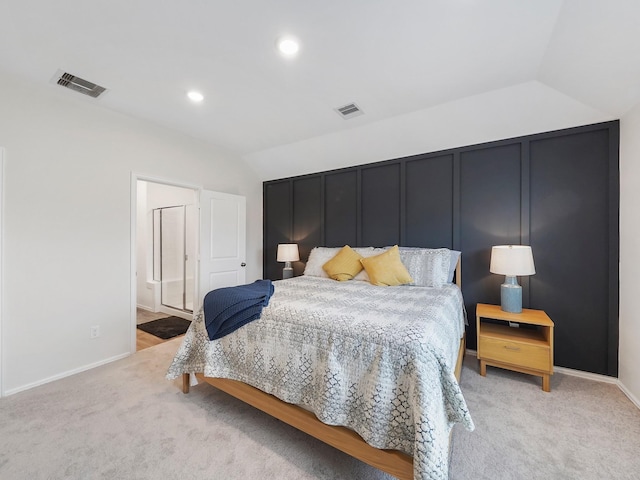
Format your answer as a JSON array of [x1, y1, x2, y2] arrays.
[[0, 1, 638, 176]]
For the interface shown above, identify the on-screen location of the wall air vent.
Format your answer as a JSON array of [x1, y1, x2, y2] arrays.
[[55, 71, 107, 98], [335, 102, 364, 119]]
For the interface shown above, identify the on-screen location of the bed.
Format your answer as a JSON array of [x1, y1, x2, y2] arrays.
[[167, 246, 474, 480]]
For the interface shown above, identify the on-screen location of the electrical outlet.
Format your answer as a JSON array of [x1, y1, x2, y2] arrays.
[[90, 326, 100, 338]]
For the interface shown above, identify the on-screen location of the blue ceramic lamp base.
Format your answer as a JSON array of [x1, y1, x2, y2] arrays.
[[282, 261, 293, 279], [500, 275, 522, 313]]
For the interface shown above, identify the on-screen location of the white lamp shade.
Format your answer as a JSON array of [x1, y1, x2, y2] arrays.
[[277, 243, 300, 262], [490, 245, 535, 276]]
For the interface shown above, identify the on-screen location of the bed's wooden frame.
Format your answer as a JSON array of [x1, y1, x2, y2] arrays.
[[182, 259, 464, 480]]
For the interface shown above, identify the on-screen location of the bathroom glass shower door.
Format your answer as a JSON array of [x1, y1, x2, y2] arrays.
[[153, 205, 195, 313]]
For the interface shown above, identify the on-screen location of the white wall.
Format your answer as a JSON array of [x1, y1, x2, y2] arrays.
[[619, 103, 640, 405], [244, 81, 614, 181], [0, 70, 262, 395]]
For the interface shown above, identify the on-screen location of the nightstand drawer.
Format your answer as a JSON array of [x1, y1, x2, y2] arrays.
[[479, 336, 550, 372]]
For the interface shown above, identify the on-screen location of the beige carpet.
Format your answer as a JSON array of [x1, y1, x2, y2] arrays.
[[0, 338, 638, 479], [451, 356, 640, 479]]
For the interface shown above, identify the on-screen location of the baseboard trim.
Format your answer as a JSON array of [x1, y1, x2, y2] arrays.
[[465, 348, 639, 410], [553, 365, 617, 384], [617, 380, 640, 410], [3, 352, 130, 396]]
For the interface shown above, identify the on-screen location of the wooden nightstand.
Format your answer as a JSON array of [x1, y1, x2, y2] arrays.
[[476, 303, 554, 392]]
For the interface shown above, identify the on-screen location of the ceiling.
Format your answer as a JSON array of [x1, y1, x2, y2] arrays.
[[0, 0, 639, 159]]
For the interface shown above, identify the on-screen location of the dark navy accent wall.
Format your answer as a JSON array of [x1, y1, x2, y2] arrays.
[[292, 177, 322, 278], [405, 154, 454, 248], [263, 121, 620, 376], [361, 163, 401, 247], [263, 181, 291, 281], [529, 129, 615, 375], [459, 143, 523, 352], [324, 171, 357, 247]]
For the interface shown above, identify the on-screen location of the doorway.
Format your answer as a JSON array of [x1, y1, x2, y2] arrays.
[[153, 205, 196, 313], [131, 175, 247, 354], [135, 180, 197, 326]]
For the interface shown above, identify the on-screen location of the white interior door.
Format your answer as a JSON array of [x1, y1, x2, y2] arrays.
[[198, 190, 246, 304]]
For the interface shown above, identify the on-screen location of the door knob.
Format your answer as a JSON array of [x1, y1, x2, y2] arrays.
[[241, 262, 246, 267]]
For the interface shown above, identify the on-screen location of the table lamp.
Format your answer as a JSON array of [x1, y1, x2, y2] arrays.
[[489, 245, 535, 313], [277, 243, 299, 279]]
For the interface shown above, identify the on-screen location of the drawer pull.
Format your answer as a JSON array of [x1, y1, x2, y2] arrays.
[[504, 345, 521, 351]]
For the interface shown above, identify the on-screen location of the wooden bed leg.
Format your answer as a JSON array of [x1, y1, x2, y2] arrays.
[[182, 373, 190, 394]]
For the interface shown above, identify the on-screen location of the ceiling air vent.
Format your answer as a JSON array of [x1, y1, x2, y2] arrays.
[[55, 72, 107, 98], [335, 102, 363, 119]]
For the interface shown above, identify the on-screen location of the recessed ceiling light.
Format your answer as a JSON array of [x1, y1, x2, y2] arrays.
[[277, 36, 300, 57], [187, 90, 204, 103]]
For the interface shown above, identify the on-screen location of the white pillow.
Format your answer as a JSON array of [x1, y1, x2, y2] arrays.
[[397, 247, 452, 287], [303, 247, 342, 277], [303, 246, 456, 286], [448, 250, 461, 283]]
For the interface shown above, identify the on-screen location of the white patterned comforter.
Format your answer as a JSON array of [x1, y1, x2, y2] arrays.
[[167, 276, 474, 480]]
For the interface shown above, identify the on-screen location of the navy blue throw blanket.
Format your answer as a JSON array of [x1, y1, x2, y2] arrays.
[[203, 279, 274, 341]]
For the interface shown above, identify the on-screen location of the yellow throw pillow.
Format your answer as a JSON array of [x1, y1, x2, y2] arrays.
[[360, 245, 413, 286], [322, 245, 364, 281]]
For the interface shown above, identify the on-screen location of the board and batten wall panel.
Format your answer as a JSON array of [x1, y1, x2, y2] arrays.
[[361, 163, 401, 247], [263, 181, 291, 281], [325, 171, 358, 247], [459, 143, 523, 350], [529, 129, 615, 375], [263, 120, 619, 376], [292, 176, 322, 277], [405, 154, 454, 248]]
